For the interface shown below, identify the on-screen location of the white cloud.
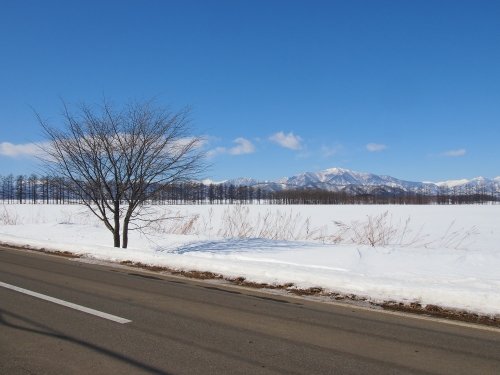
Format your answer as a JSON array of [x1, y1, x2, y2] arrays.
[[366, 143, 387, 152], [206, 147, 226, 158], [228, 137, 255, 155], [173, 136, 207, 149], [269, 131, 302, 150], [207, 137, 255, 158], [442, 148, 466, 157], [0, 142, 45, 158]]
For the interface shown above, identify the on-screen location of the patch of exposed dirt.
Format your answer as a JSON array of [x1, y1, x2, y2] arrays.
[[50, 250, 81, 258], [0, 242, 82, 258], [381, 301, 500, 327], [119, 261, 170, 273], [174, 270, 224, 280]]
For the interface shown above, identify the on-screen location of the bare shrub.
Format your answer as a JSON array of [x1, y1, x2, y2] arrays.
[[254, 209, 304, 240], [329, 211, 479, 249], [331, 211, 433, 248], [0, 206, 19, 225], [177, 215, 200, 235], [217, 206, 311, 241], [433, 221, 479, 250], [332, 211, 396, 247], [58, 208, 75, 224], [148, 210, 201, 236], [215, 208, 423, 246], [218, 206, 253, 238], [199, 207, 215, 236]]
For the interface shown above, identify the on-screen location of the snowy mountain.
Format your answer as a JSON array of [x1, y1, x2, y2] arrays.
[[222, 177, 263, 187], [278, 167, 429, 191], [436, 176, 500, 192], [207, 167, 500, 195]]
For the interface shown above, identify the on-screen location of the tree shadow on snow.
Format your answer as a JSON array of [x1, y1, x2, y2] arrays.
[[159, 238, 319, 255]]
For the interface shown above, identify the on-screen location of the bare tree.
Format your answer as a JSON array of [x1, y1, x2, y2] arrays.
[[37, 99, 205, 248]]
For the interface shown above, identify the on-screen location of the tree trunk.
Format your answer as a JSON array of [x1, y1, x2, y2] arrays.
[[113, 227, 120, 248], [113, 202, 120, 248], [122, 216, 130, 249]]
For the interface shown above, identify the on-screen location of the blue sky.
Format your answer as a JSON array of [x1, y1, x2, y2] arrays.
[[1, 0, 499, 182]]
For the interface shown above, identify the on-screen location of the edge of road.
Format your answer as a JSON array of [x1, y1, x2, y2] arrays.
[[1, 242, 499, 334]]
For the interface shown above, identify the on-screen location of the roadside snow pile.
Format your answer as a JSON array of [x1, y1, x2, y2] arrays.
[[1, 204, 499, 316]]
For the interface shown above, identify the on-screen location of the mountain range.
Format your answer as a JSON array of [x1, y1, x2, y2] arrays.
[[203, 167, 500, 195]]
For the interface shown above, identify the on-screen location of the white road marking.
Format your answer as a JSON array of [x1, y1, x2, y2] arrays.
[[0, 281, 131, 324]]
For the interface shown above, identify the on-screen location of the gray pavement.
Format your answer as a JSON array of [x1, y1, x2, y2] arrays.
[[1, 245, 499, 374]]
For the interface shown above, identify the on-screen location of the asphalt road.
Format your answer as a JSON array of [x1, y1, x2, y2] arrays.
[[1, 246, 499, 375]]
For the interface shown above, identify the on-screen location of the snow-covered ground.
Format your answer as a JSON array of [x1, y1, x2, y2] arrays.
[[1, 204, 499, 316]]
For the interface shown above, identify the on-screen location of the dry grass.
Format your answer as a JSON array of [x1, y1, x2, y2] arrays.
[[437, 220, 480, 249], [217, 206, 312, 241], [149, 207, 479, 250], [330, 211, 479, 249], [331, 211, 428, 247], [0, 206, 19, 225]]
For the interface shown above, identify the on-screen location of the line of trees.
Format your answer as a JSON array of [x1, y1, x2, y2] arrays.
[[1, 174, 70, 204], [1, 174, 498, 205]]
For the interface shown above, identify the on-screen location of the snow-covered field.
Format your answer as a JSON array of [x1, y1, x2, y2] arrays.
[[1, 203, 499, 316]]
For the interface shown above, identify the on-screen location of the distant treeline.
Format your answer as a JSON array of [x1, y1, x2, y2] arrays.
[[0, 174, 498, 205]]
